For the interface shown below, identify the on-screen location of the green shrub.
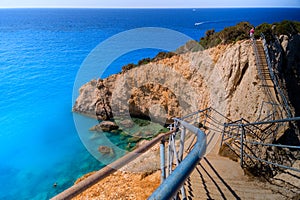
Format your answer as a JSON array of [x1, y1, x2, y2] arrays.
[[122, 63, 137, 73], [254, 23, 273, 41], [273, 20, 300, 36], [138, 58, 151, 66], [200, 20, 300, 48], [253, 20, 300, 42], [200, 21, 253, 49]]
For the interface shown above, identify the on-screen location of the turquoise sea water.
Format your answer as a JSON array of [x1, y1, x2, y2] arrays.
[[0, 8, 299, 199]]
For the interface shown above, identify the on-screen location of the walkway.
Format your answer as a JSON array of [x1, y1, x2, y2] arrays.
[[187, 154, 284, 199], [255, 40, 278, 105]]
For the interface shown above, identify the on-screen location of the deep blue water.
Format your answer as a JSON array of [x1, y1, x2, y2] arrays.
[[0, 8, 299, 199]]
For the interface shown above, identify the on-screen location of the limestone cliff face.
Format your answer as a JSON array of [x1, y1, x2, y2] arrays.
[[212, 41, 269, 121], [279, 34, 300, 118], [73, 40, 275, 125]]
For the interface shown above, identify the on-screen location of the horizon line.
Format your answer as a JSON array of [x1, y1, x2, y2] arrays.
[[0, 6, 299, 9]]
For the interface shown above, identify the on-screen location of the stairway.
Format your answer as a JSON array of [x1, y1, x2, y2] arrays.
[[186, 154, 291, 200], [255, 40, 278, 105]]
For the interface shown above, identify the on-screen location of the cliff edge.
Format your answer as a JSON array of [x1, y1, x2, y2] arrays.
[[73, 40, 274, 124]]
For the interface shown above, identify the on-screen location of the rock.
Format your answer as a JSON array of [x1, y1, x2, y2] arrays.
[[99, 121, 119, 132], [98, 146, 115, 156], [133, 131, 143, 137], [72, 80, 98, 117], [89, 124, 102, 132], [90, 121, 119, 132], [119, 119, 134, 128], [144, 130, 155, 138], [128, 136, 141, 143], [279, 35, 289, 52], [110, 129, 120, 134]]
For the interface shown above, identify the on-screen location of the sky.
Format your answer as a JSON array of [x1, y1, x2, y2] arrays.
[[0, 0, 299, 8]]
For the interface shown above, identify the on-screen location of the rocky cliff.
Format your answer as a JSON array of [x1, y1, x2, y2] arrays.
[[73, 40, 275, 125], [73, 37, 300, 177], [269, 34, 300, 121]]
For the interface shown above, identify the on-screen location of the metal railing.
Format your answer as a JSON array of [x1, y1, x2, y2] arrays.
[[149, 107, 232, 199], [149, 118, 207, 200], [251, 38, 278, 108], [221, 117, 300, 173], [52, 111, 210, 200], [53, 107, 300, 199], [260, 33, 292, 118]]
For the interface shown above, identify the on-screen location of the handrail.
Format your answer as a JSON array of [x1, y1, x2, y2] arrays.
[[224, 117, 300, 127], [180, 107, 211, 120], [148, 119, 206, 200], [260, 33, 292, 118], [221, 116, 300, 173], [253, 39, 278, 107], [244, 139, 300, 149], [51, 130, 175, 200], [244, 153, 300, 173]]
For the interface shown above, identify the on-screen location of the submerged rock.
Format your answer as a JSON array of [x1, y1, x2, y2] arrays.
[[98, 146, 115, 157], [119, 119, 134, 128], [128, 136, 141, 143]]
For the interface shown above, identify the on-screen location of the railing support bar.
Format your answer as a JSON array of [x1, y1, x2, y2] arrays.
[[240, 125, 245, 168], [149, 119, 206, 200], [160, 137, 166, 183], [179, 127, 186, 161]]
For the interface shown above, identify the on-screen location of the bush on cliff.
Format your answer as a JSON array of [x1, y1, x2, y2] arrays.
[[200, 20, 300, 48], [121, 52, 176, 73], [200, 22, 253, 48], [254, 20, 300, 42]]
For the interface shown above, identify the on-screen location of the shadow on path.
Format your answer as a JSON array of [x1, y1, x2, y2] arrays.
[[187, 157, 242, 200]]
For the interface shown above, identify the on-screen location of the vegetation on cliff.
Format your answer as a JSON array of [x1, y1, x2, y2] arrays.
[[254, 20, 300, 42], [120, 20, 300, 75], [200, 22, 253, 48], [200, 20, 300, 48], [121, 52, 176, 73]]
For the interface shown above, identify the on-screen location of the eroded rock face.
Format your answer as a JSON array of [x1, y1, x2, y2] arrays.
[[73, 40, 272, 124], [72, 79, 99, 117], [214, 41, 266, 121], [73, 53, 211, 124], [284, 34, 300, 118]]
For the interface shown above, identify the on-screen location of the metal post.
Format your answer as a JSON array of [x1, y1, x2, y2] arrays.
[[167, 135, 171, 177], [149, 119, 207, 200], [170, 130, 187, 200], [168, 134, 174, 176], [220, 123, 226, 147], [240, 125, 245, 167], [178, 127, 186, 162], [160, 137, 165, 183]]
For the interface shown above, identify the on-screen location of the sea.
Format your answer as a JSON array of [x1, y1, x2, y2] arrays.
[[0, 8, 299, 199]]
